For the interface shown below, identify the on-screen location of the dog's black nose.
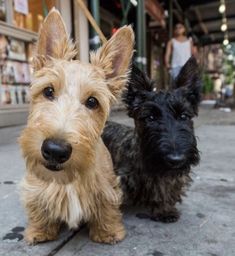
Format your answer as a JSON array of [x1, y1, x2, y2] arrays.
[[41, 139, 72, 164], [166, 153, 185, 165]]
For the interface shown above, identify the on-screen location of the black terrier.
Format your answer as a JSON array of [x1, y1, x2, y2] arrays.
[[102, 57, 201, 222]]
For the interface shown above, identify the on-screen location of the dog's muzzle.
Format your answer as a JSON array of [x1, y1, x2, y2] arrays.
[[41, 138, 72, 171]]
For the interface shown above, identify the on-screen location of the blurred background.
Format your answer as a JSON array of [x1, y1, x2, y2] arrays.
[[0, 0, 235, 125]]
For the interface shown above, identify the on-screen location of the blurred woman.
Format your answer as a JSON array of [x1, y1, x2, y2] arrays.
[[165, 23, 194, 81]]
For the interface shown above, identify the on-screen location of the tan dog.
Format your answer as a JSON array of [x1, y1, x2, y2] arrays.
[[19, 8, 134, 245]]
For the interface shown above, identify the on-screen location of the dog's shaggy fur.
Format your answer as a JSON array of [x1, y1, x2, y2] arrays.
[[19, 9, 134, 245], [102, 57, 201, 222]]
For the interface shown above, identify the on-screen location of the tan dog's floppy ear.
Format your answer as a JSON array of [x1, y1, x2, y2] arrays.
[[91, 26, 135, 98], [33, 8, 76, 70]]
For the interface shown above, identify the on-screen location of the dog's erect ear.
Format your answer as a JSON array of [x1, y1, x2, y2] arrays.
[[123, 64, 154, 117], [175, 57, 202, 115], [33, 8, 76, 70], [129, 65, 154, 92], [90, 26, 134, 98]]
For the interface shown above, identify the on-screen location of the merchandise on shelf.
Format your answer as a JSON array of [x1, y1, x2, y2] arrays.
[[0, 35, 31, 106], [0, 35, 8, 59], [0, 0, 6, 21], [8, 37, 27, 61], [0, 84, 30, 105], [1, 60, 31, 84]]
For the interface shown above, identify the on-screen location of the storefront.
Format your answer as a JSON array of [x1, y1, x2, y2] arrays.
[[0, 0, 89, 127]]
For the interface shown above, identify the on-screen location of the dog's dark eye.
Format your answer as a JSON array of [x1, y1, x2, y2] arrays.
[[180, 114, 190, 121], [146, 115, 155, 122], [43, 87, 54, 100], [85, 97, 99, 109]]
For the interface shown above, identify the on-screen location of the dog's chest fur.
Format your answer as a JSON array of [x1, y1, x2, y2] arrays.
[[63, 184, 84, 228], [21, 176, 91, 228], [121, 172, 191, 207]]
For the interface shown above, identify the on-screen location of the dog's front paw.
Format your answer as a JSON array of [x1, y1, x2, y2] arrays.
[[151, 211, 180, 223], [24, 227, 58, 245], [90, 226, 126, 244]]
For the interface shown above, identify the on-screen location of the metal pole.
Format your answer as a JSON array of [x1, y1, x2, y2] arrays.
[[89, 0, 100, 50], [136, 0, 146, 71], [168, 0, 173, 88], [120, 0, 131, 26], [142, 0, 147, 72], [169, 0, 173, 39]]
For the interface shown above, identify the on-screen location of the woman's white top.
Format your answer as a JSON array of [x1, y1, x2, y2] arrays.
[[171, 38, 191, 68]]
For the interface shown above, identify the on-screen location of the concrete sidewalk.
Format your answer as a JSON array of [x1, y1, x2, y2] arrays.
[[0, 108, 235, 256]]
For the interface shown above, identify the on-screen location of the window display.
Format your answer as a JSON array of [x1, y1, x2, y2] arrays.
[[0, 35, 31, 106], [8, 37, 27, 61], [13, 0, 56, 32], [0, 0, 6, 21], [0, 84, 30, 105], [0, 35, 8, 59]]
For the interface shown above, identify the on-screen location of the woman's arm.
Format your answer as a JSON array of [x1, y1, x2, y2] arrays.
[[165, 40, 172, 69], [190, 38, 197, 56]]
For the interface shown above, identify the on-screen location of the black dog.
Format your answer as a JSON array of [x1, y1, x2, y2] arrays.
[[102, 57, 201, 222]]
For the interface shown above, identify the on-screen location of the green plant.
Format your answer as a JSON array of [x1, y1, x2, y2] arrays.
[[224, 59, 234, 85], [202, 74, 214, 94]]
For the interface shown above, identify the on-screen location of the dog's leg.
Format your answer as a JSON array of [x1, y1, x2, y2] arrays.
[[24, 218, 60, 245], [150, 192, 181, 223], [89, 201, 126, 244], [149, 177, 188, 223]]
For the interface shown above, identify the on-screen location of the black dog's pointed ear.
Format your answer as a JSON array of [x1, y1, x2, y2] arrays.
[[176, 57, 202, 115], [129, 64, 154, 92], [123, 64, 154, 117]]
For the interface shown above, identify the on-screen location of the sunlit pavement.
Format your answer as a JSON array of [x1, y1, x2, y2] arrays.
[[0, 106, 235, 256]]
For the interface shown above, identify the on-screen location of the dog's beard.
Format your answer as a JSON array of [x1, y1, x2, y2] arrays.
[[141, 155, 191, 177], [43, 161, 64, 171], [140, 140, 200, 177]]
